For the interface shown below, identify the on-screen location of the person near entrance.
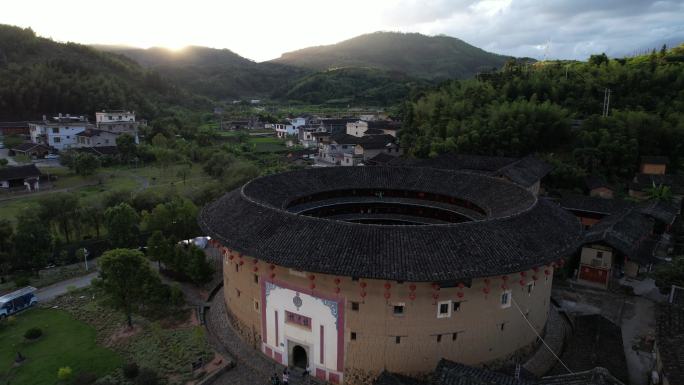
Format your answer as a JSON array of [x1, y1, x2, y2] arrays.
[[282, 368, 289, 385]]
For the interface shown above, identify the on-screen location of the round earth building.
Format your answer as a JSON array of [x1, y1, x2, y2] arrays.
[[199, 167, 581, 384]]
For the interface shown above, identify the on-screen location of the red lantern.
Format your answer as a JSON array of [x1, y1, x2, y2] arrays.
[[253, 266, 259, 273], [384, 292, 391, 300], [360, 291, 367, 298], [409, 292, 416, 301], [501, 275, 508, 281], [432, 283, 440, 291], [239, 260, 244, 266], [334, 287, 341, 294], [520, 271, 527, 277], [334, 278, 341, 285], [409, 284, 417, 291], [270, 273, 276, 279], [458, 282, 465, 289], [544, 269, 550, 275], [228, 255, 235, 260], [432, 293, 439, 300], [484, 278, 490, 285], [532, 267, 539, 272], [519, 279, 525, 286], [269, 264, 275, 270], [457, 292, 464, 298], [253, 259, 258, 265], [360, 282, 367, 288], [309, 283, 316, 290], [384, 282, 392, 290], [482, 287, 490, 294], [309, 274, 316, 281]]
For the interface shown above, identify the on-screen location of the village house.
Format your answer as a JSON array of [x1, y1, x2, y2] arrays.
[[8, 142, 51, 159], [274, 121, 297, 138], [559, 194, 633, 228], [585, 175, 615, 199], [346, 120, 402, 138], [629, 156, 684, 203], [28, 114, 91, 151], [0, 164, 42, 191], [0, 121, 31, 137], [94, 110, 140, 143], [297, 125, 326, 148], [75, 128, 120, 148], [341, 135, 402, 167]]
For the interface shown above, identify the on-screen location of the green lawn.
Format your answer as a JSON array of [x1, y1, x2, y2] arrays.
[[248, 136, 288, 153], [0, 308, 122, 385]]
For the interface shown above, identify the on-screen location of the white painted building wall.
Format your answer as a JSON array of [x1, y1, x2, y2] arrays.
[[95, 111, 135, 123], [263, 282, 342, 379]]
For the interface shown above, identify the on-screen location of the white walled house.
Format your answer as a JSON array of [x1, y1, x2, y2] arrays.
[[75, 129, 120, 148], [29, 114, 91, 151], [275, 122, 297, 138], [95, 110, 135, 124]]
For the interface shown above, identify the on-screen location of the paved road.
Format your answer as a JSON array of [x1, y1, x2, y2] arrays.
[[35, 270, 99, 302]]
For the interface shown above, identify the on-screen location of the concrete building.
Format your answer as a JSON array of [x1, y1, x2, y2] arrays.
[[75, 129, 120, 148], [275, 122, 297, 138], [0, 164, 41, 191], [28, 114, 90, 151], [94, 110, 140, 143], [199, 167, 581, 384], [95, 110, 135, 124]]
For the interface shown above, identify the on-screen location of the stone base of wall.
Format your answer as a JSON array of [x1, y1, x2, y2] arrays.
[[224, 300, 261, 349]]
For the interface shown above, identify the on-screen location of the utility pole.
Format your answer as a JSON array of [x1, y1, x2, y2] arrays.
[[602, 88, 612, 117]]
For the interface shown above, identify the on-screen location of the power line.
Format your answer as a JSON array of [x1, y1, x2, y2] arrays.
[[511, 297, 573, 374]]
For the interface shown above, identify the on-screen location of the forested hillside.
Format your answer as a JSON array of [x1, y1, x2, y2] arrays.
[[400, 47, 684, 186], [273, 67, 430, 105], [95, 45, 309, 100], [272, 32, 511, 80], [0, 25, 207, 120]]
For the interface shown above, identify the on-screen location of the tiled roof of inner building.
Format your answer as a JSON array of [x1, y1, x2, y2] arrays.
[[199, 167, 582, 282], [559, 194, 634, 216]]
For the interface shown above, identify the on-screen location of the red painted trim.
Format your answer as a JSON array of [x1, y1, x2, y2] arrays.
[[320, 325, 324, 365], [265, 346, 273, 358], [316, 368, 326, 380], [260, 277, 267, 343], [275, 352, 283, 364], [264, 276, 346, 373], [329, 372, 340, 384]]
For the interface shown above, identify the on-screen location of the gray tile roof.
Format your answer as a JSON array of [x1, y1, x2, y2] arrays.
[[559, 195, 634, 216], [199, 167, 581, 281], [0, 164, 42, 181], [583, 209, 656, 262]]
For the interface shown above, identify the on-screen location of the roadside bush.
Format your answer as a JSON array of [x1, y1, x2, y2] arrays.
[[24, 327, 42, 340], [94, 376, 119, 385], [134, 368, 160, 385], [73, 372, 98, 385], [57, 366, 73, 381], [122, 362, 139, 379], [13, 275, 30, 288]]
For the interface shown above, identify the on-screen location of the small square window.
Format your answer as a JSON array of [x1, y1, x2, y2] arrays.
[[500, 323, 506, 331], [527, 282, 534, 295], [351, 302, 360, 311], [350, 332, 357, 340], [596, 251, 604, 259], [436, 334, 442, 343], [437, 301, 451, 318], [254, 300, 259, 311], [453, 302, 461, 312], [500, 290, 512, 309], [235, 264, 239, 272], [393, 303, 405, 315], [452, 333, 458, 341], [236, 289, 241, 298], [254, 274, 259, 284], [395, 336, 401, 344]]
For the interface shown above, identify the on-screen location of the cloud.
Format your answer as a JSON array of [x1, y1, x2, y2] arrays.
[[380, 0, 684, 59]]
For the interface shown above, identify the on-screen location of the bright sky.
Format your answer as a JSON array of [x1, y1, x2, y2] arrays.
[[2, 0, 683, 62]]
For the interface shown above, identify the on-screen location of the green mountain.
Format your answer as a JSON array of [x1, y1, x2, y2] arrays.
[[95, 45, 309, 100], [271, 32, 511, 80], [273, 67, 430, 105], [0, 24, 206, 120]]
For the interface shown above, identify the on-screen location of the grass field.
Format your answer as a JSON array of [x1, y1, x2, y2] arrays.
[[248, 136, 288, 153], [0, 308, 122, 385]]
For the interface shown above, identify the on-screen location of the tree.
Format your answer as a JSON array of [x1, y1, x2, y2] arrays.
[[116, 133, 137, 163], [588, 53, 609, 66], [0, 158, 8, 167], [181, 245, 214, 285], [0, 219, 13, 253], [13, 210, 53, 271], [104, 203, 140, 248], [142, 198, 199, 242], [646, 184, 673, 202], [653, 256, 684, 292], [93, 249, 159, 327], [146, 231, 173, 269], [38, 192, 80, 243], [72, 152, 101, 177]]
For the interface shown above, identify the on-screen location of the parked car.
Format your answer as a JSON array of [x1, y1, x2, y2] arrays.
[[45, 154, 60, 159], [0, 287, 38, 318]]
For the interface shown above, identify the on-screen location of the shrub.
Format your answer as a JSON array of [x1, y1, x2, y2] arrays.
[[14, 275, 30, 288], [24, 327, 43, 340], [122, 362, 139, 379], [134, 368, 159, 385], [94, 375, 118, 385], [73, 372, 98, 385], [57, 366, 72, 381]]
